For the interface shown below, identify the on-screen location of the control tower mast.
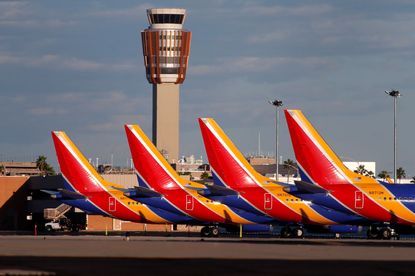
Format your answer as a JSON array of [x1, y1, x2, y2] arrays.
[[141, 8, 192, 163]]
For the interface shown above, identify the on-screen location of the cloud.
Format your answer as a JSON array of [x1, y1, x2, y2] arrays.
[[0, 1, 29, 20], [90, 3, 151, 20], [0, 2, 77, 28], [36, 90, 150, 118], [191, 56, 331, 75], [28, 107, 68, 116], [240, 3, 333, 17], [13, 90, 152, 146], [243, 4, 415, 58], [0, 19, 77, 28], [248, 30, 289, 44], [0, 52, 138, 72], [314, 16, 415, 52]]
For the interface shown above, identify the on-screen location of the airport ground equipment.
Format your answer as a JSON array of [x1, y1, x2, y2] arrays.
[[43, 203, 71, 221]]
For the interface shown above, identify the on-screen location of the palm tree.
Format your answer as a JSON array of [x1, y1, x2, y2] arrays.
[[366, 170, 375, 178], [283, 159, 297, 183], [377, 170, 390, 181], [200, 172, 209, 181], [397, 167, 406, 183], [36, 155, 55, 175], [353, 165, 375, 178], [354, 165, 367, 175]]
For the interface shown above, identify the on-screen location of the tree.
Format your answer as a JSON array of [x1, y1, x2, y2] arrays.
[[353, 165, 375, 178], [283, 159, 297, 183], [200, 172, 209, 181], [397, 167, 406, 183], [410, 177, 415, 184], [366, 170, 375, 178], [378, 170, 390, 180], [36, 155, 55, 175], [354, 165, 367, 175]]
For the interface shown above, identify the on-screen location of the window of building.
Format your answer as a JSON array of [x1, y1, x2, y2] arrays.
[[152, 14, 184, 24], [161, 67, 179, 74]]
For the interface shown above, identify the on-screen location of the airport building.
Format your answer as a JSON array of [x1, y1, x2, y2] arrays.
[[141, 8, 192, 163], [0, 161, 41, 176]]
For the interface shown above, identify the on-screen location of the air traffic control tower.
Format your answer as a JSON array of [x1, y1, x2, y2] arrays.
[[141, 8, 192, 163]]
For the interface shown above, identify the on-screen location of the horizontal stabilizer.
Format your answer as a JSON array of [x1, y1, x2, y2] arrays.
[[111, 186, 161, 198], [295, 180, 328, 194], [41, 189, 86, 200], [185, 183, 238, 197]]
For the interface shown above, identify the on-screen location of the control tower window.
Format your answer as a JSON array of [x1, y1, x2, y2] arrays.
[[151, 14, 184, 24]]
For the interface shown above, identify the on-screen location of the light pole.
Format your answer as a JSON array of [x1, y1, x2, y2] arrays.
[[385, 90, 401, 184], [269, 99, 283, 181], [282, 161, 298, 183]]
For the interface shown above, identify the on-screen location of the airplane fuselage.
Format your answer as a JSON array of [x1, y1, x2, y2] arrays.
[[305, 182, 415, 225]]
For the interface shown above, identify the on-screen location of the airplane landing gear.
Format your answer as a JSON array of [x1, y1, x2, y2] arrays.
[[367, 225, 399, 240], [280, 226, 304, 238], [200, 226, 220, 237], [381, 228, 391, 239], [210, 227, 220, 237]]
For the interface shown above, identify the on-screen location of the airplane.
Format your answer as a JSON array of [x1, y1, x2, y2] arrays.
[[198, 117, 365, 238], [284, 109, 415, 239], [124, 124, 278, 237], [50, 131, 196, 226]]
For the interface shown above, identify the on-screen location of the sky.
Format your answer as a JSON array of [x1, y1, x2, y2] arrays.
[[1, 0, 415, 176]]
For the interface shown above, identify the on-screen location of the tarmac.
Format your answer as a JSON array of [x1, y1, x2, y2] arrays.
[[1, 235, 415, 275]]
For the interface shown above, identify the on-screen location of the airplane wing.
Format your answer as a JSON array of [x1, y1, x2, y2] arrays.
[[283, 181, 328, 194], [185, 183, 238, 197], [41, 189, 86, 199], [111, 186, 161, 198]]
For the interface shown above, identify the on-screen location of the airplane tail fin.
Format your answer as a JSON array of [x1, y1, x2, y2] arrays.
[[124, 124, 185, 191], [284, 109, 373, 185], [198, 118, 265, 188], [51, 131, 108, 193]]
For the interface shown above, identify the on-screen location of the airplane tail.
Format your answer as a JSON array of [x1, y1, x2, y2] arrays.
[[284, 109, 374, 186], [124, 124, 186, 191], [51, 131, 111, 193], [198, 118, 265, 188]]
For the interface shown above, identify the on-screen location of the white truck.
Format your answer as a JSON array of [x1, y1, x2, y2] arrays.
[[44, 218, 73, 232]]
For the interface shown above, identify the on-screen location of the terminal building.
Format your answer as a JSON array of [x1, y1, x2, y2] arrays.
[[0, 162, 41, 176]]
